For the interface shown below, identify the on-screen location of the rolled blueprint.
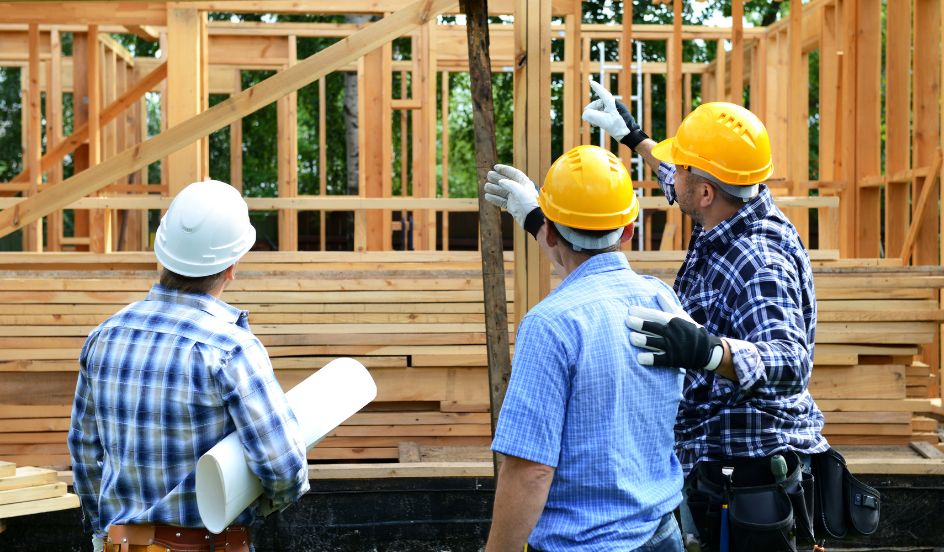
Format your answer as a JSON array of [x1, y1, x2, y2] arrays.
[[196, 357, 377, 533]]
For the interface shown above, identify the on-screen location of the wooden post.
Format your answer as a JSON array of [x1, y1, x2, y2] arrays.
[[885, 0, 911, 256], [856, 0, 881, 257], [715, 39, 726, 103], [71, 32, 90, 249], [25, 24, 42, 252], [818, 2, 840, 250], [166, 7, 203, 196], [358, 39, 392, 251], [278, 35, 299, 251], [787, 0, 809, 243], [730, 0, 744, 104], [838, 0, 858, 257], [319, 77, 327, 250], [230, 70, 243, 192], [618, 0, 632, 171], [462, 0, 512, 477], [667, 0, 683, 249], [441, 71, 450, 251], [88, 27, 111, 254], [912, 0, 940, 265], [562, 11, 581, 151], [46, 29, 63, 251]]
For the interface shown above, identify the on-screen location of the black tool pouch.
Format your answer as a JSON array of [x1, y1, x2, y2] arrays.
[[811, 447, 880, 539], [686, 452, 814, 552]]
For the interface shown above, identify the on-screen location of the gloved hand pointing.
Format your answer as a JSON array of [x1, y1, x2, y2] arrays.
[[582, 78, 649, 150], [484, 164, 544, 237], [626, 294, 724, 371]]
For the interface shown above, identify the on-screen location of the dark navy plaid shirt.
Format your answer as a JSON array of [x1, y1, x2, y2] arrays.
[[658, 164, 829, 473]]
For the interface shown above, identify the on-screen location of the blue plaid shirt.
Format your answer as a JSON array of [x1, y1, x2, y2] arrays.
[[68, 284, 310, 535], [658, 164, 829, 474], [493, 253, 685, 551]]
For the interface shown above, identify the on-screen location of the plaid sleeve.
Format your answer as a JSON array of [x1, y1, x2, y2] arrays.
[[215, 339, 310, 508], [656, 162, 677, 205], [67, 335, 105, 535], [728, 265, 811, 396], [491, 314, 571, 468]]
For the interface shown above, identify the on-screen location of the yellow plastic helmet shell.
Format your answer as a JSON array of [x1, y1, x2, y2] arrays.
[[538, 145, 639, 231], [651, 102, 773, 185]]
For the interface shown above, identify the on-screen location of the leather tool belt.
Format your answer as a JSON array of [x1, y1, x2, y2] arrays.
[[106, 524, 250, 552]]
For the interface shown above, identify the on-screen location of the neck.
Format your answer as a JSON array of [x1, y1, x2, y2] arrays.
[[557, 248, 592, 278], [700, 201, 742, 231]]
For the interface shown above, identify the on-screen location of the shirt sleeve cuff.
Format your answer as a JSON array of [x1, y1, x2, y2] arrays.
[[724, 337, 765, 390]]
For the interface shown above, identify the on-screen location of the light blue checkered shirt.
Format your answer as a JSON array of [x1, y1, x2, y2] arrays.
[[492, 252, 685, 551], [68, 284, 310, 535]]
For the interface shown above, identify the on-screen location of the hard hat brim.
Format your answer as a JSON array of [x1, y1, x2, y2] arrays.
[[650, 138, 677, 164]]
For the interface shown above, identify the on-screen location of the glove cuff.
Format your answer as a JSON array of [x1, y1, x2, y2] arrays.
[[620, 128, 650, 151], [702, 335, 724, 372], [523, 207, 545, 239]]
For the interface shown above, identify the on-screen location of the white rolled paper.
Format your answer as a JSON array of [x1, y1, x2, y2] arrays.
[[196, 357, 377, 533]]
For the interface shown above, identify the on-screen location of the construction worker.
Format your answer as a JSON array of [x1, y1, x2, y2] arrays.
[[484, 145, 685, 552], [68, 180, 310, 552], [584, 80, 827, 550]]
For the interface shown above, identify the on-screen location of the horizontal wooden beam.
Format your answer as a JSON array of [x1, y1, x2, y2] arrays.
[[0, 0, 459, 239], [179, 0, 576, 16], [0, 3, 167, 26], [0, 195, 839, 212]]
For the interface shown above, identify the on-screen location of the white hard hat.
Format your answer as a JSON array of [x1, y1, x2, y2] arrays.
[[154, 180, 256, 277]]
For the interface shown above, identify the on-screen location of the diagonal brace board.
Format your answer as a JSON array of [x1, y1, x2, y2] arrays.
[[0, 0, 457, 238], [8, 61, 168, 185], [899, 150, 942, 264]]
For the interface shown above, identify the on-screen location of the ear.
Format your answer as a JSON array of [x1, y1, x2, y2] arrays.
[[544, 222, 559, 247], [618, 222, 635, 244], [700, 180, 716, 208], [224, 264, 237, 282]]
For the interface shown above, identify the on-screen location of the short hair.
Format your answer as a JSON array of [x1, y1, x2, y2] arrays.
[[549, 223, 622, 256], [692, 173, 745, 206], [159, 267, 227, 295]]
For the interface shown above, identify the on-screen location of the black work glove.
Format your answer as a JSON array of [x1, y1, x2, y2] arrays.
[[626, 304, 724, 371]]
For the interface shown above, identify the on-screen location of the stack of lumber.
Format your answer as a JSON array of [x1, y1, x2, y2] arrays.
[[0, 460, 78, 522], [0, 252, 510, 465], [628, 258, 944, 448], [812, 266, 944, 446], [0, 252, 942, 469]]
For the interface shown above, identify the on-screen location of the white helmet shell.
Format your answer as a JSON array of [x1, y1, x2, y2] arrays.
[[154, 180, 256, 277]]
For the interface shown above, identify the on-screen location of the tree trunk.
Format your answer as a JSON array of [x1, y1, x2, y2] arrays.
[[343, 15, 373, 196]]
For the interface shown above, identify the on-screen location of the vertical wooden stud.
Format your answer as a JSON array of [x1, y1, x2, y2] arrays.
[[46, 29, 63, 251], [912, 0, 940, 264], [730, 0, 744, 104], [885, 0, 911, 256], [278, 35, 299, 251], [25, 24, 42, 252], [166, 7, 203, 196]]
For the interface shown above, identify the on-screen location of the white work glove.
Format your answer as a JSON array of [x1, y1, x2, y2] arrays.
[[582, 78, 631, 142], [582, 78, 651, 150], [626, 293, 724, 371], [92, 535, 105, 552], [484, 164, 541, 233]]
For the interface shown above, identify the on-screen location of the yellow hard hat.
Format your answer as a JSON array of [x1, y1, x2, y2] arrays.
[[539, 145, 639, 231], [651, 102, 773, 185]]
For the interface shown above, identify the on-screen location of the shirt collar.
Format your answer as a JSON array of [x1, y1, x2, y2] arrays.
[[695, 184, 773, 252], [556, 251, 630, 291], [146, 283, 249, 329]]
